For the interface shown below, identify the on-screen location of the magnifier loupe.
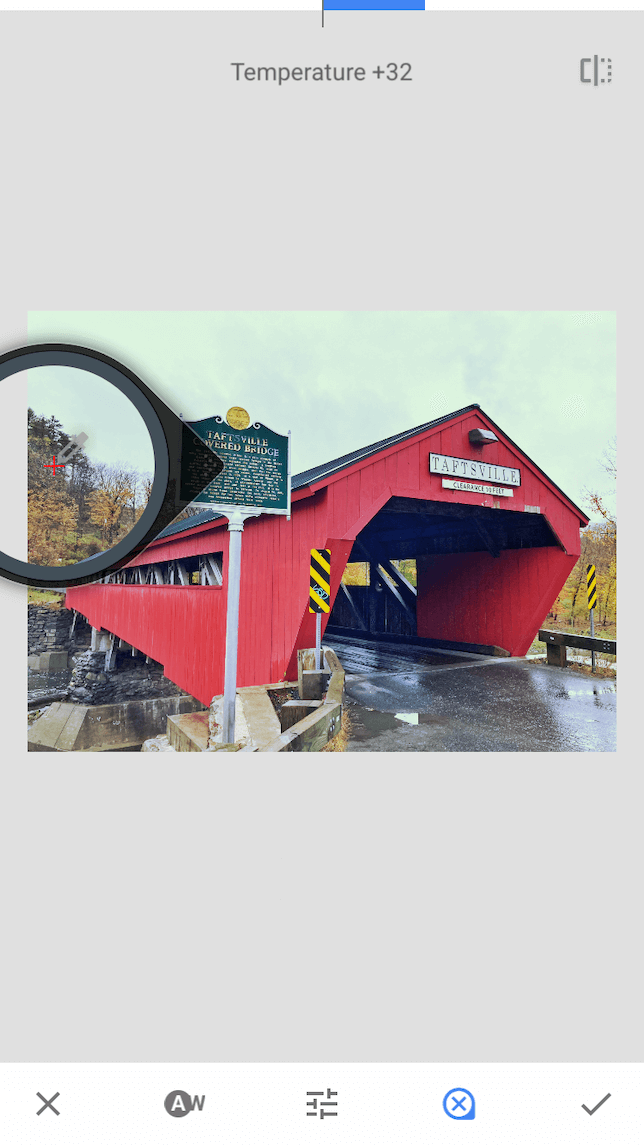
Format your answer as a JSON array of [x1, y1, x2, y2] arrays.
[[0, 344, 224, 588]]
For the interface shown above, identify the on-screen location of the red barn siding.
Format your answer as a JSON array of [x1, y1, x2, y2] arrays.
[[65, 584, 226, 706], [125, 520, 229, 566], [416, 546, 576, 657], [66, 408, 588, 702]]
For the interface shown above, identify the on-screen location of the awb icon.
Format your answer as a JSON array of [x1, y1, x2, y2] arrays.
[[164, 1090, 206, 1117]]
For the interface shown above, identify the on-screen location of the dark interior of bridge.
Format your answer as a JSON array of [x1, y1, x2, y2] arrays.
[[350, 496, 562, 561]]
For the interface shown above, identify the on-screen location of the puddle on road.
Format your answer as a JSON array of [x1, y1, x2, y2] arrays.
[[565, 686, 616, 697], [347, 703, 448, 745], [349, 708, 402, 739]]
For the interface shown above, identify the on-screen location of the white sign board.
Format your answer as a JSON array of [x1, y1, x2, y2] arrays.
[[430, 452, 521, 487], [442, 479, 514, 497]]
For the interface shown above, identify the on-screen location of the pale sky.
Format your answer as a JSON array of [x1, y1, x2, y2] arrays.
[[27, 312, 616, 523]]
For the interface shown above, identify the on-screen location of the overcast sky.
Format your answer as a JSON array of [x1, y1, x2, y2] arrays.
[[26, 365, 154, 474], [27, 311, 616, 523]]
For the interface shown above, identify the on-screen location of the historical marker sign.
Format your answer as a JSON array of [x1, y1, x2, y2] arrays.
[[187, 412, 291, 515]]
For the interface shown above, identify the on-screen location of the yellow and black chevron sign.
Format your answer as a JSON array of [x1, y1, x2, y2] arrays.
[[587, 564, 597, 610], [309, 548, 331, 613]]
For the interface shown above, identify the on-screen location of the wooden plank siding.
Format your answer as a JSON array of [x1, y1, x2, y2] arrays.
[[64, 584, 227, 706], [66, 408, 588, 703]]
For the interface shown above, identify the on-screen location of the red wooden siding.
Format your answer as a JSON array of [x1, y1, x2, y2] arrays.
[[416, 546, 576, 657], [65, 409, 588, 703], [65, 584, 227, 706]]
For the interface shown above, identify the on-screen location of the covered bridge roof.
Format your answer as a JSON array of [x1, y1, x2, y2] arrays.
[[153, 403, 588, 542]]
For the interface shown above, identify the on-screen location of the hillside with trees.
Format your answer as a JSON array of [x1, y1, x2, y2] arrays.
[[28, 408, 152, 565], [545, 437, 616, 637]]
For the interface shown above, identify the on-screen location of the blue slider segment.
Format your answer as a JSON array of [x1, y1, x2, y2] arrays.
[[325, 1, 424, 9]]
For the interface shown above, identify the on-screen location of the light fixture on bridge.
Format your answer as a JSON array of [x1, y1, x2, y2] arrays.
[[468, 428, 499, 446]]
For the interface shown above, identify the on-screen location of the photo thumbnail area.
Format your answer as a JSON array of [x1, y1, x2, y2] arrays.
[[25, 311, 616, 755]]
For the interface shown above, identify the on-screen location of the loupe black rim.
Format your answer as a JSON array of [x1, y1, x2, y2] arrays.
[[0, 344, 170, 588]]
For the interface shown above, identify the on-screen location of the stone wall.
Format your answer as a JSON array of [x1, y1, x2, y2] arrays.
[[28, 603, 92, 656], [67, 648, 185, 706], [29, 605, 191, 708]]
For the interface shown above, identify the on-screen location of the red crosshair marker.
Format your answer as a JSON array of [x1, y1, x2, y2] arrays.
[[43, 456, 67, 474]]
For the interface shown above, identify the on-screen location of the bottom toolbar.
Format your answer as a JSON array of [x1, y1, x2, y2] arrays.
[[2, 1063, 641, 1144]]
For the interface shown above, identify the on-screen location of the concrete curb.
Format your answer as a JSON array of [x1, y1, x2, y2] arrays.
[[256, 647, 345, 753], [162, 649, 346, 753]]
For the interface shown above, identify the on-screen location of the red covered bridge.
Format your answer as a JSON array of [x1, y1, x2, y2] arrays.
[[65, 404, 589, 707]]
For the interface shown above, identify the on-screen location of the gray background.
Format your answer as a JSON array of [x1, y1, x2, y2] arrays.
[[0, 11, 637, 1061]]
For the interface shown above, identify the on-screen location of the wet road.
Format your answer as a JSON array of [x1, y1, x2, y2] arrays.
[[327, 635, 617, 752]]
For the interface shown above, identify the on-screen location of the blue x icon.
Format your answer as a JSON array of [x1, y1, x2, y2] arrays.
[[443, 1087, 475, 1120]]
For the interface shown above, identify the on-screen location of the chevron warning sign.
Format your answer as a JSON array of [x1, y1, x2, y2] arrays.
[[309, 548, 331, 613], [587, 564, 597, 610]]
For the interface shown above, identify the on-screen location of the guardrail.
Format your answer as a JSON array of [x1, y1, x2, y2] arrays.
[[538, 629, 616, 669]]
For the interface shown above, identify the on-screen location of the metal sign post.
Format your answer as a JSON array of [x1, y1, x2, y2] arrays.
[[309, 548, 331, 671], [222, 508, 260, 744], [587, 563, 597, 673]]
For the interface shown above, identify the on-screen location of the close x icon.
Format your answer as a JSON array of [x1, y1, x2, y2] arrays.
[[36, 1092, 60, 1116]]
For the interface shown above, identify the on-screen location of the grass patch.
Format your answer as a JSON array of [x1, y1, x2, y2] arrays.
[[27, 589, 64, 607], [320, 705, 352, 752], [528, 657, 616, 680], [527, 624, 616, 665]]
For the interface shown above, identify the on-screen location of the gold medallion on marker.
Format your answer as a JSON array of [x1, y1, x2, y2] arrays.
[[226, 406, 251, 430]]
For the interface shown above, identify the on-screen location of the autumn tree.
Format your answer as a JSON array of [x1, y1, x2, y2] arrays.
[[559, 437, 617, 631], [28, 408, 70, 453], [342, 562, 370, 586], [583, 436, 616, 627], [88, 465, 137, 546], [28, 410, 71, 496], [130, 470, 154, 524], [66, 449, 98, 542], [27, 408, 81, 563], [28, 488, 78, 565]]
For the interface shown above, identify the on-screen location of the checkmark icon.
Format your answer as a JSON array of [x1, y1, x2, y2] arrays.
[[582, 1093, 611, 1116]]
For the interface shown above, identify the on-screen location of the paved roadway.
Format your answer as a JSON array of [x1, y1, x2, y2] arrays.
[[327, 634, 617, 752]]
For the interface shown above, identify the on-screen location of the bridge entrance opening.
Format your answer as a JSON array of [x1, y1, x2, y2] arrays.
[[328, 495, 565, 652]]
